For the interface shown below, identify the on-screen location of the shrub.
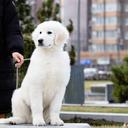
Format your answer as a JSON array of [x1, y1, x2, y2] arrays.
[[111, 56, 128, 103], [69, 45, 76, 65]]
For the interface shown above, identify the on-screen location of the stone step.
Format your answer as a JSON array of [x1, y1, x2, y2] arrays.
[[0, 123, 91, 128]]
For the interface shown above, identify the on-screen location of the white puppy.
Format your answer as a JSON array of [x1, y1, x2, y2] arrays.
[[0, 21, 70, 126]]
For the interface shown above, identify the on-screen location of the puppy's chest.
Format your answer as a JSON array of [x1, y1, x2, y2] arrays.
[[42, 71, 62, 103], [41, 55, 69, 73]]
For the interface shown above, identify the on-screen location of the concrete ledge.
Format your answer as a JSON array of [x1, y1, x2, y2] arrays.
[[61, 111, 128, 122], [0, 123, 91, 128]]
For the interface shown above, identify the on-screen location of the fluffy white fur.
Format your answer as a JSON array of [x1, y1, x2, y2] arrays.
[[0, 21, 70, 126]]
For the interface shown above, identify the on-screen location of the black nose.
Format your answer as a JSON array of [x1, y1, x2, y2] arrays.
[[38, 39, 44, 46]]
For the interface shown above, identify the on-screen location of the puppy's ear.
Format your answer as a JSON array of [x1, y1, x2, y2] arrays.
[[31, 25, 39, 47], [32, 24, 41, 41], [55, 25, 69, 45]]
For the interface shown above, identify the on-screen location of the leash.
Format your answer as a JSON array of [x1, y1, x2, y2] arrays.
[[15, 58, 30, 89]]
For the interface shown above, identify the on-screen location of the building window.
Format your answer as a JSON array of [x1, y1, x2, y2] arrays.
[[92, 3, 104, 13], [92, 3, 120, 13], [124, 4, 128, 12], [94, 16, 118, 25], [125, 32, 128, 40], [92, 31, 97, 37], [93, 30, 117, 38], [106, 44, 117, 52], [106, 3, 120, 12], [105, 17, 118, 24], [95, 31, 104, 38], [105, 30, 117, 38], [96, 17, 104, 24], [125, 18, 128, 25], [91, 44, 117, 52]]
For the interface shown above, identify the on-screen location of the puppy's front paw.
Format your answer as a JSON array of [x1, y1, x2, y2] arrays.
[[33, 117, 46, 126], [50, 117, 64, 126]]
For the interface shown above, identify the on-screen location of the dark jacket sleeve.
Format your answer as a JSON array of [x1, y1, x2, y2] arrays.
[[3, 0, 24, 55]]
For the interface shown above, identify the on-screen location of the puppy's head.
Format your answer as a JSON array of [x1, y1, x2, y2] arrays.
[[32, 21, 69, 48]]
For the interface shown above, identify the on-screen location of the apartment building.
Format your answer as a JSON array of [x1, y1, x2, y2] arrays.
[[29, 0, 128, 64], [82, 0, 128, 64]]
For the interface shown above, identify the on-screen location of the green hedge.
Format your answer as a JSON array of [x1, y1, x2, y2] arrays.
[[111, 56, 128, 103]]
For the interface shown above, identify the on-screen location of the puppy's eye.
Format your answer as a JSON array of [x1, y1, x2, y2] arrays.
[[47, 31, 52, 34], [40, 31, 42, 34]]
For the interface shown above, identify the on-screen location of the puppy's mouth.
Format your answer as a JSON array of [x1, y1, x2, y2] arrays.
[[42, 44, 52, 48]]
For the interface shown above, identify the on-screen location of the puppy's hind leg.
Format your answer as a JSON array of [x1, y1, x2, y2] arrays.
[[10, 89, 32, 124], [0, 89, 30, 124]]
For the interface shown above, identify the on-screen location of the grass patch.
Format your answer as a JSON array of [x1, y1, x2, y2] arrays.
[[62, 105, 125, 127], [64, 117, 123, 127], [62, 105, 128, 113]]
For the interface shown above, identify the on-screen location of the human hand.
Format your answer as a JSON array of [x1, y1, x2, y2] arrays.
[[12, 52, 24, 68]]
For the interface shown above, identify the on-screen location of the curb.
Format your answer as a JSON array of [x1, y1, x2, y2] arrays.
[[61, 111, 128, 123]]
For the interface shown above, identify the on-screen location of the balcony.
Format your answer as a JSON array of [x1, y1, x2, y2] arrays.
[[91, 37, 118, 44], [80, 50, 128, 60], [92, 24, 119, 31], [92, 0, 118, 3]]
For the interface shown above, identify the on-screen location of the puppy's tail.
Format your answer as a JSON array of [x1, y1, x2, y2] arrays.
[[0, 118, 10, 124], [0, 117, 27, 125]]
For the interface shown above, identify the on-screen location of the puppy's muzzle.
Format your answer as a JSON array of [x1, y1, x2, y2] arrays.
[[38, 39, 44, 46]]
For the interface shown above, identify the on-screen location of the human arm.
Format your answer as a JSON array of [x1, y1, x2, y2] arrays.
[[12, 52, 24, 68], [3, 0, 24, 66]]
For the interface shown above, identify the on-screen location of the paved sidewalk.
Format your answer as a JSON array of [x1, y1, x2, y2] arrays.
[[0, 123, 91, 128]]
